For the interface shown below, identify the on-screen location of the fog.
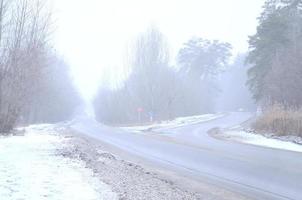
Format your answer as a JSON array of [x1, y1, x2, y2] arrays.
[[216, 54, 256, 112], [1, 1, 302, 199], [53, 0, 264, 102], [1, 0, 300, 128]]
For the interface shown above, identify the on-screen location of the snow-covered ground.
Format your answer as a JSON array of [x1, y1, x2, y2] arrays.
[[0, 124, 117, 200], [123, 113, 225, 132], [223, 130, 302, 153]]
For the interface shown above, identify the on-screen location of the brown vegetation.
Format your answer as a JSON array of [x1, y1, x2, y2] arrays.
[[253, 104, 302, 137]]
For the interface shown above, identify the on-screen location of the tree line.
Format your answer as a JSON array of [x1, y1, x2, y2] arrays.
[[94, 0, 302, 125], [0, 0, 80, 134], [94, 27, 232, 124]]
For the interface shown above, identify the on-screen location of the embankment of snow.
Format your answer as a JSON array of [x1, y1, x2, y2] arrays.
[[223, 130, 302, 153], [123, 113, 226, 132]]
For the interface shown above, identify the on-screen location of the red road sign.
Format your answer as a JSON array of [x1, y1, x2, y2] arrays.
[[137, 107, 143, 112]]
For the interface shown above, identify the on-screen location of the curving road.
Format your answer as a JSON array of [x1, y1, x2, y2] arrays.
[[71, 112, 302, 200]]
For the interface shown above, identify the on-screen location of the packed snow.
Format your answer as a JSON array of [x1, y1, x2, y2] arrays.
[[224, 130, 302, 153], [0, 124, 117, 200], [123, 113, 225, 132]]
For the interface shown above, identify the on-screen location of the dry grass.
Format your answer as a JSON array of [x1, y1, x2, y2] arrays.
[[253, 104, 302, 137]]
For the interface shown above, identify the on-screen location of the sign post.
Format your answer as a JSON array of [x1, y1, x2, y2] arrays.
[[137, 107, 143, 124], [148, 111, 154, 123]]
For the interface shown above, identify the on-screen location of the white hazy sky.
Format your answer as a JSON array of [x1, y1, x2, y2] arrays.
[[53, 0, 264, 100]]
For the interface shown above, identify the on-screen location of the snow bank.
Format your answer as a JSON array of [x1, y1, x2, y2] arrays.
[[0, 125, 117, 200], [124, 113, 225, 132], [225, 130, 302, 153]]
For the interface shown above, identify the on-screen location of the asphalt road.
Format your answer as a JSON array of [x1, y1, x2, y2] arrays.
[[71, 113, 302, 200]]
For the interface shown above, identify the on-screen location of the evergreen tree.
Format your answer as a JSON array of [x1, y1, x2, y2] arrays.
[[247, 0, 302, 106]]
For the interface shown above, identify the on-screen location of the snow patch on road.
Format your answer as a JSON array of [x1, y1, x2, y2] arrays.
[[124, 113, 225, 132], [0, 125, 117, 200], [224, 130, 302, 153]]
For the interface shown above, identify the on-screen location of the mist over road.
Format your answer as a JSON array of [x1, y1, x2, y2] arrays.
[[71, 112, 302, 200]]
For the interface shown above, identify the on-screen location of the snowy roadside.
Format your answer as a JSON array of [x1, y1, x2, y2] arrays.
[[0, 124, 117, 200], [1, 122, 254, 200], [211, 126, 302, 153], [122, 113, 226, 133], [59, 127, 204, 200]]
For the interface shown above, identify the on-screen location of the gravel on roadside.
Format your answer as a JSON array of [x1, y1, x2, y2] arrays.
[[57, 128, 203, 200]]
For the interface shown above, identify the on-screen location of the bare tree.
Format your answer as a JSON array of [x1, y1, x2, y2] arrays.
[[0, 0, 53, 133]]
